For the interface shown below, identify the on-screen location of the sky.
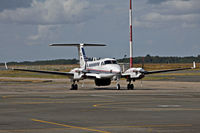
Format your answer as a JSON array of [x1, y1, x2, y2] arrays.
[[0, 0, 200, 62]]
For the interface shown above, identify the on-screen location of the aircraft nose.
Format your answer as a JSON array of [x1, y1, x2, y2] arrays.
[[113, 65, 121, 73]]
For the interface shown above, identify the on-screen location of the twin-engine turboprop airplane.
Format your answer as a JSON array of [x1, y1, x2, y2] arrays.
[[5, 43, 196, 90], [49, 43, 122, 90]]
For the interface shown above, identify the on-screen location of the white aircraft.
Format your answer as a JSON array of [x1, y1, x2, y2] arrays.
[[5, 43, 196, 90], [5, 0, 196, 90]]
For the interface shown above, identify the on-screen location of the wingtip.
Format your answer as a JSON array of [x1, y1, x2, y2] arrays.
[[192, 61, 196, 69], [4, 62, 8, 70]]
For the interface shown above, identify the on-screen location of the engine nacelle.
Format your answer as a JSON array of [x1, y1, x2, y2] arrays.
[[95, 79, 111, 86]]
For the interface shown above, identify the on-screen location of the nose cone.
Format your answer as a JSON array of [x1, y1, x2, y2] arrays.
[[112, 65, 121, 74]]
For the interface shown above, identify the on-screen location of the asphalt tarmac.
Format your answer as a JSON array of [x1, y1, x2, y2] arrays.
[[0, 79, 200, 133]]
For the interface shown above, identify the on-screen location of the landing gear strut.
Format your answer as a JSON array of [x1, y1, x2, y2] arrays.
[[71, 81, 78, 90]]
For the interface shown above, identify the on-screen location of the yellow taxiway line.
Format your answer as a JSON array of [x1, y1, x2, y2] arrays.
[[31, 119, 111, 133], [92, 124, 192, 129]]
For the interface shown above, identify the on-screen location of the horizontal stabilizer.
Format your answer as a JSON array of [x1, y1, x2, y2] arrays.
[[49, 43, 106, 47]]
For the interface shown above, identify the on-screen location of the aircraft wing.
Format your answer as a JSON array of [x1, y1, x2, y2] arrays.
[[143, 67, 193, 75], [144, 62, 196, 75], [121, 62, 196, 80], [13, 68, 74, 77]]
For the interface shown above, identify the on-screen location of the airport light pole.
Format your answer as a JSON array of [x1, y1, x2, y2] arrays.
[[129, 0, 133, 68]]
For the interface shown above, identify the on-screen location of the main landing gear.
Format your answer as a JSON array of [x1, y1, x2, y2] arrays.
[[127, 80, 134, 90], [71, 81, 78, 90], [71, 83, 78, 90], [127, 83, 134, 90], [116, 83, 134, 90]]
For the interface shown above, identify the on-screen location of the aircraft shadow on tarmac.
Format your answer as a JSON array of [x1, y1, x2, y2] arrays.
[[94, 87, 117, 90], [93, 87, 155, 90]]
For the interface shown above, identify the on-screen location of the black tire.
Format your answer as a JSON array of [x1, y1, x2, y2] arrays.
[[70, 84, 78, 90], [130, 84, 134, 90], [127, 84, 130, 90], [70, 84, 75, 90], [74, 84, 78, 90], [117, 84, 120, 90]]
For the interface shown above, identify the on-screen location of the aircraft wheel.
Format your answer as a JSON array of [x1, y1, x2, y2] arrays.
[[74, 84, 78, 90], [117, 84, 120, 90], [71, 84, 78, 90], [130, 84, 134, 90], [127, 84, 134, 90], [127, 84, 130, 90], [70, 84, 75, 90]]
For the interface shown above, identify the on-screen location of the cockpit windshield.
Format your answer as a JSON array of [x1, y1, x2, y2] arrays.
[[104, 60, 117, 65], [112, 60, 117, 64]]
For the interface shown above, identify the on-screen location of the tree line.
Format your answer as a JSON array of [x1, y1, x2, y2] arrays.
[[1, 55, 200, 65], [118, 55, 200, 64]]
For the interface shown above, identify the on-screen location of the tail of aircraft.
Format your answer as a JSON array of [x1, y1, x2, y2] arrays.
[[49, 43, 106, 68]]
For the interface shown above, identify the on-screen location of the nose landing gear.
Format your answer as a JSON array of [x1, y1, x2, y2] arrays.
[[116, 78, 121, 90], [117, 84, 120, 90]]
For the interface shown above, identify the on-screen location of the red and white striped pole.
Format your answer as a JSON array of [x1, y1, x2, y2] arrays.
[[129, 0, 133, 68]]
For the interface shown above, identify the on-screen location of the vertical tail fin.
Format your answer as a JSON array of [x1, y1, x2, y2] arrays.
[[79, 44, 87, 68]]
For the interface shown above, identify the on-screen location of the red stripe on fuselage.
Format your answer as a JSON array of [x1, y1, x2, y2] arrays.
[[87, 68, 119, 73]]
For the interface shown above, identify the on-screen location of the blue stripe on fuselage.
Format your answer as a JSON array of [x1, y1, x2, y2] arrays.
[[81, 48, 87, 60]]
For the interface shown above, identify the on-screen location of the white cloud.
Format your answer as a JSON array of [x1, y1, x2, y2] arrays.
[[0, 0, 95, 25], [143, 12, 199, 22], [0, 0, 101, 44], [134, 0, 200, 28], [29, 25, 60, 42], [161, 0, 200, 13]]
